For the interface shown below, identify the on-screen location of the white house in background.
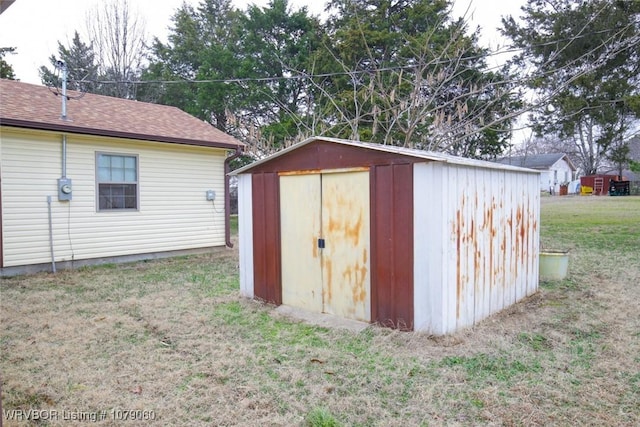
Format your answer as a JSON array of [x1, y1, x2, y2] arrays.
[[495, 153, 577, 194], [0, 79, 243, 276]]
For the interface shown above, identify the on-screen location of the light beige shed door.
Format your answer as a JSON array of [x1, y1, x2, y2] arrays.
[[280, 174, 323, 313], [321, 171, 371, 321], [280, 171, 371, 322]]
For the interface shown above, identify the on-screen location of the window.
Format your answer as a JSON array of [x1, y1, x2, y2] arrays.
[[96, 153, 138, 210]]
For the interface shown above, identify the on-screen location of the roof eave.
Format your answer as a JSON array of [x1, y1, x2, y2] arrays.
[[230, 137, 319, 175], [561, 155, 578, 171], [0, 118, 243, 150], [231, 136, 538, 175]]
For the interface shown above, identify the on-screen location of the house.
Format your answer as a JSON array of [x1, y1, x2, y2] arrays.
[[0, 79, 243, 276], [495, 153, 577, 194], [231, 137, 540, 335]]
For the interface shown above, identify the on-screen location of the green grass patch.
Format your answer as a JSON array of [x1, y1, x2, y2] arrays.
[[518, 332, 552, 351], [568, 327, 603, 369], [540, 197, 640, 252], [211, 301, 329, 349], [305, 407, 342, 427], [440, 353, 543, 383]]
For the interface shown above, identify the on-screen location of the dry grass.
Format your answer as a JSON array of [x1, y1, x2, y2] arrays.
[[1, 196, 639, 426]]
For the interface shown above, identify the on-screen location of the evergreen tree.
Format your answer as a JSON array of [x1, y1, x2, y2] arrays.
[[143, 0, 321, 154], [39, 32, 99, 92], [502, 0, 640, 174], [142, 0, 245, 132], [238, 0, 323, 149], [0, 47, 16, 79]]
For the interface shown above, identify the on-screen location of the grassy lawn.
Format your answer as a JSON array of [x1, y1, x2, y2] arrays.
[[1, 196, 639, 426]]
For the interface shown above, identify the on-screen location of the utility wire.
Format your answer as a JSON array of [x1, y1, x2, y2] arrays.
[[68, 20, 638, 87]]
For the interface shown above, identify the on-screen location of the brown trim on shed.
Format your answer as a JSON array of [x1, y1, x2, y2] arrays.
[[245, 140, 420, 174], [251, 172, 282, 304], [370, 163, 414, 330]]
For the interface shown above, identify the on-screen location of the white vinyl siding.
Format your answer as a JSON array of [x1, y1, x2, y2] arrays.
[[1, 128, 227, 267]]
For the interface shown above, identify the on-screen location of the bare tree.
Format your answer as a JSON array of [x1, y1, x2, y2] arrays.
[[86, 0, 147, 99], [293, 14, 520, 159]]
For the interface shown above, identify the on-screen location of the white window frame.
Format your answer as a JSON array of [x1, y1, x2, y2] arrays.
[[95, 152, 140, 212]]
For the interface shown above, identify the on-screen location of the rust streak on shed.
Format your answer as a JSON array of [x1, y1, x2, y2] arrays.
[[456, 208, 462, 319]]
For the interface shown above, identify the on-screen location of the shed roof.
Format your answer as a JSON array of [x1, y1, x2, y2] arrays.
[[231, 137, 539, 175], [0, 79, 243, 150], [601, 168, 637, 181], [494, 153, 576, 171]]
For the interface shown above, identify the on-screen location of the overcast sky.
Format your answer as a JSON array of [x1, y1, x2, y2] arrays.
[[0, 0, 524, 85]]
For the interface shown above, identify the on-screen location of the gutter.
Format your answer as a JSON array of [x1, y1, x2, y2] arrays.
[[0, 120, 242, 150], [224, 146, 244, 248]]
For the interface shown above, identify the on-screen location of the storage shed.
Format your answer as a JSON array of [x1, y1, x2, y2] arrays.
[[232, 137, 540, 334], [579, 174, 621, 196]]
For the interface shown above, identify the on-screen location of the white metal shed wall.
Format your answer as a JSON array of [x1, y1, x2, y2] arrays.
[[414, 162, 540, 335], [237, 173, 254, 298]]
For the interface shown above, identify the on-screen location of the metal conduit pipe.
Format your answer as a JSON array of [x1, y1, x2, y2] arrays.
[[61, 134, 67, 177]]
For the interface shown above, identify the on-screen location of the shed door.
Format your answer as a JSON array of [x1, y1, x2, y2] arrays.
[[280, 174, 323, 312], [280, 170, 371, 322]]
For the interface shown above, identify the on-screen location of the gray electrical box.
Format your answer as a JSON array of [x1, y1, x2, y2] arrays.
[[58, 178, 72, 201], [206, 190, 216, 201]]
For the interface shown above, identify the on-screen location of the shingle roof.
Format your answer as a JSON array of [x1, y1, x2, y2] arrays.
[[494, 153, 576, 171], [0, 79, 243, 150], [0, 0, 16, 14]]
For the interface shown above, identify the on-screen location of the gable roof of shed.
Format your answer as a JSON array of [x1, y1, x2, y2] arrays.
[[0, 79, 243, 150], [231, 137, 539, 175], [494, 153, 576, 171]]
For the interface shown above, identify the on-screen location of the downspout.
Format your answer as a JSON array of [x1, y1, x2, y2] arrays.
[[224, 146, 243, 248]]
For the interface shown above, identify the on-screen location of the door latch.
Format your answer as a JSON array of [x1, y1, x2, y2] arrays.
[[317, 238, 325, 249]]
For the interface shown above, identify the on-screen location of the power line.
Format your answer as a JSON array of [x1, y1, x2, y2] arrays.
[[67, 19, 638, 87]]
